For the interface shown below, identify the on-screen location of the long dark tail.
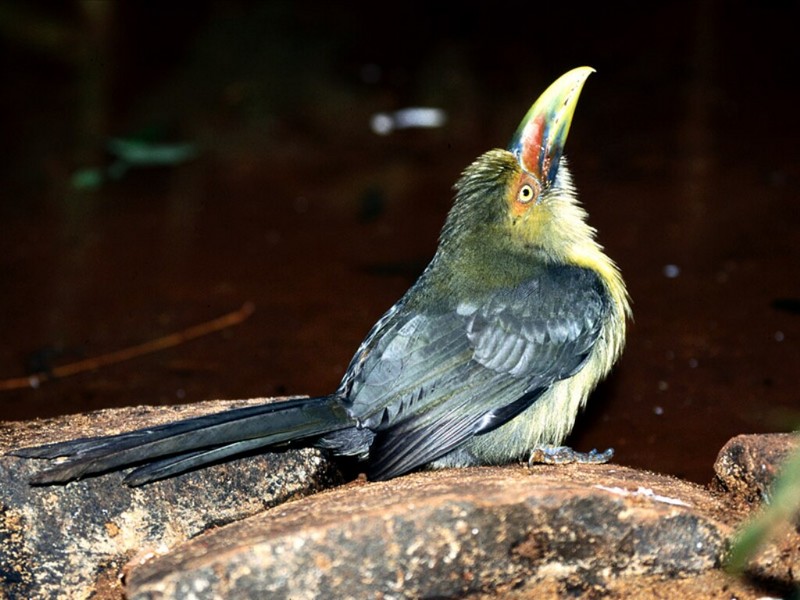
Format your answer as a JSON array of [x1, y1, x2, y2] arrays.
[[12, 396, 352, 486]]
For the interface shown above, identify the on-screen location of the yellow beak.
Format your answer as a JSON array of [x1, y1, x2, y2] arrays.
[[509, 66, 594, 186]]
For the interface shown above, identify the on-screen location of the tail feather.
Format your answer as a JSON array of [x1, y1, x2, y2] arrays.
[[15, 396, 351, 484], [122, 438, 279, 486]]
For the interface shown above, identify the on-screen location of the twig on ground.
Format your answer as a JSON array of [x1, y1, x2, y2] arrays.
[[0, 302, 255, 391]]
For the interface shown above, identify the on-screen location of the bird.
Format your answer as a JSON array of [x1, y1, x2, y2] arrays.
[[13, 67, 631, 486]]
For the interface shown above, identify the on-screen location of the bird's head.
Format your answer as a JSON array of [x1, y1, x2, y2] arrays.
[[440, 67, 601, 279]]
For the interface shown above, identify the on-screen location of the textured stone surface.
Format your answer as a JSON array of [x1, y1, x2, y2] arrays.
[[125, 464, 742, 599], [740, 525, 800, 594], [714, 433, 800, 591], [0, 399, 344, 600], [471, 569, 771, 599], [713, 433, 799, 503], [4, 403, 795, 600]]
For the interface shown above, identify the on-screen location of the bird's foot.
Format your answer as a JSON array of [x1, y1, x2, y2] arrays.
[[527, 445, 613, 467]]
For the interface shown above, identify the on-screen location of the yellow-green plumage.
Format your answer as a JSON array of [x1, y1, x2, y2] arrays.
[[408, 68, 630, 466], [428, 149, 630, 468]]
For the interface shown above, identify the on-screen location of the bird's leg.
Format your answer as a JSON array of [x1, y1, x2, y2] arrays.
[[527, 446, 613, 466]]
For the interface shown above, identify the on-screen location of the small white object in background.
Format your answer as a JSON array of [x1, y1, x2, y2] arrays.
[[371, 107, 447, 136], [663, 264, 680, 278]]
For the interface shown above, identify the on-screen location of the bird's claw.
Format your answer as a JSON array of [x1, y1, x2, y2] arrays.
[[527, 446, 613, 467]]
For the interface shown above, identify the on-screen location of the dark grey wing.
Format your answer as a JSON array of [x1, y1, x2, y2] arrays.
[[342, 265, 610, 480], [461, 265, 609, 384]]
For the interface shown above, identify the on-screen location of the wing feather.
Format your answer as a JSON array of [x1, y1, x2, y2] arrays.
[[343, 264, 610, 478]]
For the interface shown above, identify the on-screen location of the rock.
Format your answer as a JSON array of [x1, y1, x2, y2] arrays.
[[3, 405, 793, 599], [471, 569, 771, 599], [124, 464, 748, 599], [713, 433, 800, 503], [714, 433, 800, 592], [740, 525, 800, 596], [0, 399, 345, 600]]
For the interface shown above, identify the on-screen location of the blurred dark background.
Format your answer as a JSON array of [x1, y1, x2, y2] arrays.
[[1, 0, 798, 484]]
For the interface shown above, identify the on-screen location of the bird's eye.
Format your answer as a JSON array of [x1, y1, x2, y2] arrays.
[[517, 184, 535, 204]]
